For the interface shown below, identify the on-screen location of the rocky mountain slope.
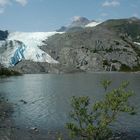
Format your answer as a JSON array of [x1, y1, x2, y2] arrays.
[[39, 17, 140, 73], [99, 17, 140, 42]]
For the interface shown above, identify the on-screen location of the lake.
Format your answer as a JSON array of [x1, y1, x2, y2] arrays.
[[0, 73, 140, 136]]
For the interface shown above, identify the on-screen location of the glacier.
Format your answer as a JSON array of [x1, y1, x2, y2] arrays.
[[0, 32, 63, 67], [8, 32, 59, 48]]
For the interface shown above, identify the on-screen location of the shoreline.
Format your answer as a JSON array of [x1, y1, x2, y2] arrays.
[[9, 71, 140, 75], [1, 124, 140, 140]]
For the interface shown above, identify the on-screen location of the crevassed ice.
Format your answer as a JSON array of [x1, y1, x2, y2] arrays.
[[0, 32, 63, 67], [0, 40, 25, 67], [8, 32, 59, 47]]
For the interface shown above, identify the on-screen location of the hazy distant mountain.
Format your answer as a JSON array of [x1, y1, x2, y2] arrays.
[[69, 16, 90, 27], [57, 26, 67, 32]]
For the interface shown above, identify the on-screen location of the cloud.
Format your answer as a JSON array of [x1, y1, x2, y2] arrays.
[[15, 0, 28, 6], [102, 0, 120, 7], [130, 4, 137, 8], [0, 0, 10, 14], [72, 16, 82, 21], [132, 13, 139, 18], [0, 7, 4, 13], [0, 0, 28, 14], [101, 13, 108, 17], [0, 0, 10, 7]]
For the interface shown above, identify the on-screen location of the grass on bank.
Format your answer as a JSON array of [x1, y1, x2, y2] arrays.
[[119, 64, 140, 72], [0, 67, 21, 77]]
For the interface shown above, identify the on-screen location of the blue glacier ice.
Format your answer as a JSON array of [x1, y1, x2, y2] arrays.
[[10, 44, 27, 66]]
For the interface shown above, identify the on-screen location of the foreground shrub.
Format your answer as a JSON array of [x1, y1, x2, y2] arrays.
[[66, 80, 136, 140]]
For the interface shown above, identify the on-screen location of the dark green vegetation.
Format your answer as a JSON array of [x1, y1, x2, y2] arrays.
[[66, 80, 136, 140], [0, 30, 8, 40], [120, 64, 140, 72], [0, 67, 21, 76]]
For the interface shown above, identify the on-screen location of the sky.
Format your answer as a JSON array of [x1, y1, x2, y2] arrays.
[[0, 0, 140, 32]]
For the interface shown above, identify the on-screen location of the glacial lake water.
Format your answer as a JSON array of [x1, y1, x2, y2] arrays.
[[0, 73, 140, 134]]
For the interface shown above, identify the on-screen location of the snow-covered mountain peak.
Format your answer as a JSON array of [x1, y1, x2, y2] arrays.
[[57, 16, 101, 32], [70, 16, 90, 28]]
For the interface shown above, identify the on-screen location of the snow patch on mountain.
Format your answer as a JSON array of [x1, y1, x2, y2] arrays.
[[134, 42, 140, 46], [85, 21, 101, 27]]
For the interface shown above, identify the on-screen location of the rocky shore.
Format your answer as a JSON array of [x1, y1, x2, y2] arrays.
[[0, 95, 13, 140], [0, 95, 139, 140]]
